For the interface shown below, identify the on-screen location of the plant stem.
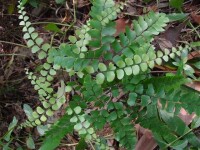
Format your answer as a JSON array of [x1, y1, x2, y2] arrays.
[[0, 54, 26, 57], [0, 40, 27, 48]]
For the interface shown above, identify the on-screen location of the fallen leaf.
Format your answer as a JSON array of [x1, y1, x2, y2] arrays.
[[115, 18, 131, 36], [191, 12, 200, 24], [135, 124, 157, 150], [155, 23, 185, 50], [179, 108, 196, 125]]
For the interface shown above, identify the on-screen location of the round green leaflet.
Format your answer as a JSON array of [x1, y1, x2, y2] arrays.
[[36, 107, 44, 114], [140, 63, 148, 72], [78, 128, 87, 135], [116, 69, 124, 80], [32, 111, 39, 119], [157, 51, 163, 57], [83, 121, 90, 128], [70, 116, 78, 123], [69, 36, 77, 43], [127, 92, 137, 106], [38, 51, 47, 59], [87, 128, 94, 134], [132, 65, 140, 75], [78, 115, 85, 123], [98, 63, 107, 71], [35, 38, 43, 46], [74, 123, 83, 131], [43, 63, 51, 70], [40, 70, 48, 76], [124, 67, 132, 75], [155, 58, 162, 65], [23, 33, 30, 39], [96, 73, 105, 84], [42, 101, 50, 108], [27, 40, 34, 47], [46, 109, 54, 117], [50, 69, 56, 76], [106, 71, 115, 82], [40, 115, 47, 122], [74, 106, 82, 114], [134, 55, 142, 64], [28, 27, 35, 34], [31, 45, 40, 53], [125, 58, 133, 66], [31, 33, 38, 40], [35, 119, 41, 125], [42, 43, 51, 51], [116, 60, 126, 68], [67, 108, 73, 115]]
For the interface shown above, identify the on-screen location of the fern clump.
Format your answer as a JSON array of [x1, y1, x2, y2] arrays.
[[17, 0, 200, 149]]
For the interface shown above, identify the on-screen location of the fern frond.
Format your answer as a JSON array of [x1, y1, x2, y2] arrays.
[[39, 114, 74, 150]]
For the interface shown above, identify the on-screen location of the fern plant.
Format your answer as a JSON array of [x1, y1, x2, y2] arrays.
[[17, 0, 200, 149]]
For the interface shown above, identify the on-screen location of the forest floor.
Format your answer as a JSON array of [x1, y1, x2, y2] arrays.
[[0, 0, 200, 149]]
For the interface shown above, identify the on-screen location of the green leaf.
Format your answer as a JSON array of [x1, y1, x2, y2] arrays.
[[46, 109, 54, 117], [26, 136, 35, 149], [98, 63, 107, 71], [28, 27, 35, 34], [116, 60, 126, 68], [106, 71, 115, 82], [40, 114, 74, 150], [169, 0, 184, 10], [42, 43, 51, 51], [38, 51, 47, 59], [127, 93, 137, 106], [4, 117, 18, 142], [155, 58, 162, 65], [36, 38, 44, 46], [74, 123, 83, 131], [125, 58, 133, 66], [116, 69, 124, 80], [134, 55, 142, 64], [193, 62, 200, 69], [31, 32, 38, 40], [83, 121, 90, 129], [23, 33, 30, 39], [108, 111, 117, 121], [167, 13, 188, 22], [31, 45, 40, 53], [45, 23, 63, 33], [27, 40, 34, 47], [74, 106, 82, 114], [96, 73, 105, 84], [70, 116, 78, 123], [55, 0, 65, 4], [141, 95, 151, 106], [37, 107, 44, 114], [23, 104, 33, 119], [65, 85, 72, 92], [140, 63, 148, 72], [76, 138, 87, 150], [69, 36, 77, 44], [124, 67, 132, 76], [50, 69, 56, 76], [40, 115, 47, 122], [132, 65, 140, 75], [85, 66, 95, 74]]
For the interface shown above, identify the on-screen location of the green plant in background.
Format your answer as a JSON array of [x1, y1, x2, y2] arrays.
[[16, 0, 200, 149]]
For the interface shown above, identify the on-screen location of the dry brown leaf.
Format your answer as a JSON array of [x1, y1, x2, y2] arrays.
[[135, 124, 157, 150], [115, 18, 131, 36], [179, 108, 196, 125], [191, 12, 200, 25], [186, 81, 200, 92], [155, 23, 185, 51]]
